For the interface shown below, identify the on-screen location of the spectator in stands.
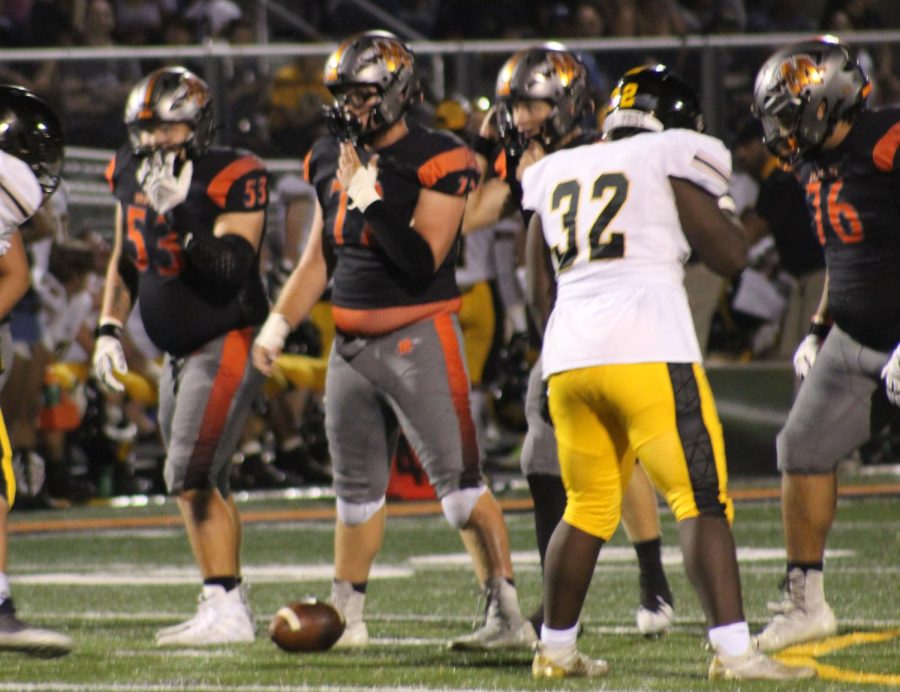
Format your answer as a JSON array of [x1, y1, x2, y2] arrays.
[[58, 0, 141, 148], [266, 59, 331, 158], [746, 0, 813, 32], [113, 0, 178, 44]]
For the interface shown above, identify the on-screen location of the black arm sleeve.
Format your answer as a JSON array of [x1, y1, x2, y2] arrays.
[[184, 233, 256, 293], [362, 199, 435, 280]]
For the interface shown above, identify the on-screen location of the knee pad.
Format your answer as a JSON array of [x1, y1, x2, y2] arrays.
[[440, 486, 487, 529], [336, 496, 385, 527]]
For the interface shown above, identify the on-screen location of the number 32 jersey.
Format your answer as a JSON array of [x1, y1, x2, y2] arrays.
[[522, 129, 731, 377], [106, 145, 270, 356]]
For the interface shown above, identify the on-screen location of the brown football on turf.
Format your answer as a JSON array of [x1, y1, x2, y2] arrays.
[[268, 598, 345, 652]]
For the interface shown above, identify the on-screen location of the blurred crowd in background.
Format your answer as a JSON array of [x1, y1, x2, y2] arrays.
[[1, 0, 899, 508]]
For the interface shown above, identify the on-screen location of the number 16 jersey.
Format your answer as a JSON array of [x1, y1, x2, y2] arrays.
[[521, 129, 732, 377]]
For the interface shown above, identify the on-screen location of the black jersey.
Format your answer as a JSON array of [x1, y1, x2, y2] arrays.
[[107, 145, 270, 356], [304, 123, 478, 334], [757, 167, 824, 279], [797, 108, 900, 351]]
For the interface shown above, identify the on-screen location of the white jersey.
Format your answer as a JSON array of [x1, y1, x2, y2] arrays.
[[456, 223, 496, 288], [521, 129, 731, 377], [0, 149, 42, 256]]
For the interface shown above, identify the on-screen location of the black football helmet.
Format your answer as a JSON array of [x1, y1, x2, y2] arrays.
[[495, 45, 590, 151], [0, 85, 64, 195], [752, 36, 869, 164], [322, 30, 417, 142], [603, 64, 704, 140], [124, 66, 215, 157]]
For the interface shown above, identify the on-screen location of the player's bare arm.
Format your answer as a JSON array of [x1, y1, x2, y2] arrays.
[[99, 205, 133, 324], [212, 209, 265, 250], [524, 213, 554, 335], [671, 176, 747, 278], [412, 186, 466, 269], [463, 177, 510, 233]]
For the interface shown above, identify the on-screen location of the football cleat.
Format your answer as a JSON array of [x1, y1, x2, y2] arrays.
[[329, 581, 368, 648], [156, 586, 255, 647], [636, 595, 675, 636], [754, 568, 837, 652], [532, 642, 609, 679], [449, 577, 537, 651], [332, 620, 369, 648], [0, 599, 72, 658], [708, 644, 816, 681]]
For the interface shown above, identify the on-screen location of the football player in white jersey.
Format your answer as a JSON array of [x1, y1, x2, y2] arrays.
[[0, 85, 72, 657], [472, 44, 677, 637], [521, 65, 815, 681]]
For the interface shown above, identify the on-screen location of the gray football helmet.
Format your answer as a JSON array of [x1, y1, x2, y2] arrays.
[[323, 30, 417, 140], [494, 45, 590, 150], [752, 36, 870, 163], [124, 66, 215, 157]]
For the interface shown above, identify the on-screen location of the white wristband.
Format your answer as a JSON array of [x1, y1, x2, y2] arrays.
[[346, 163, 381, 212], [256, 312, 291, 353]]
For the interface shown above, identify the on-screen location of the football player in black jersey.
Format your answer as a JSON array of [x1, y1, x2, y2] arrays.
[[253, 30, 535, 651], [467, 44, 675, 638], [752, 36, 900, 652], [0, 85, 72, 658], [93, 67, 269, 646]]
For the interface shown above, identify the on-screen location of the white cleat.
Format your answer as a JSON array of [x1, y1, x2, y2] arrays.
[[156, 586, 255, 647], [754, 569, 837, 652], [333, 620, 369, 648], [449, 577, 537, 651], [709, 644, 816, 680], [329, 581, 368, 648], [636, 596, 674, 637], [0, 600, 72, 658]]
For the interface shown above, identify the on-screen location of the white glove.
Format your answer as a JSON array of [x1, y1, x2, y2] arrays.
[[346, 162, 381, 211], [93, 322, 128, 392], [252, 312, 291, 374], [792, 334, 821, 379], [881, 343, 900, 407], [137, 151, 193, 214]]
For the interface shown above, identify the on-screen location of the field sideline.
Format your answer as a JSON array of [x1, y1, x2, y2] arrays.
[[4, 472, 899, 690]]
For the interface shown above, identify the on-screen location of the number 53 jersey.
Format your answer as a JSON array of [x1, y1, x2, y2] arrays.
[[106, 145, 270, 356], [521, 129, 731, 377]]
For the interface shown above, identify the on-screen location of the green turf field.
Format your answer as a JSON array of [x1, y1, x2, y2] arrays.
[[4, 473, 899, 691]]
